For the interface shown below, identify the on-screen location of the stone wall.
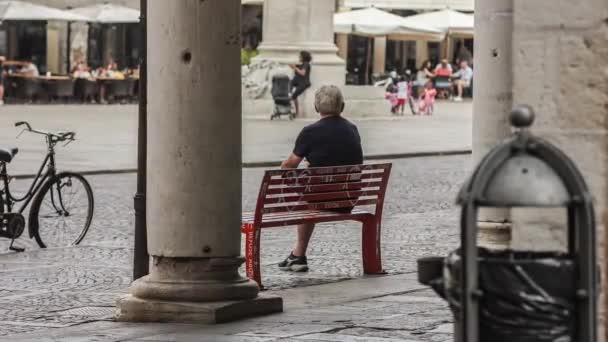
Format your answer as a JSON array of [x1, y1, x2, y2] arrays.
[[510, 0, 608, 337]]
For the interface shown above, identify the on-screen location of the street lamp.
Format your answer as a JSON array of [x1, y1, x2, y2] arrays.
[[133, 0, 148, 280]]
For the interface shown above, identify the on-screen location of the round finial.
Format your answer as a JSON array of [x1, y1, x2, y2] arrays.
[[510, 105, 535, 128]]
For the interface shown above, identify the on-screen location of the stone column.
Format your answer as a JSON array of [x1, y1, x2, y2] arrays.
[[472, 0, 514, 249], [510, 0, 608, 333], [116, 0, 282, 323], [253, 0, 345, 117], [415, 40, 428, 66], [510, 0, 608, 246], [336, 33, 349, 61], [373, 36, 387, 76]]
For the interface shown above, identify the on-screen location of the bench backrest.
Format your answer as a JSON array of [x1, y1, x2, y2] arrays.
[[252, 163, 392, 224]]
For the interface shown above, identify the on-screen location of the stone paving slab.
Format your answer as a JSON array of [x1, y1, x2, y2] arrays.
[[0, 103, 471, 175], [0, 155, 469, 340]]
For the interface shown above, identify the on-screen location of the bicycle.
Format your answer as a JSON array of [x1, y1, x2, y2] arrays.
[[0, 121, 94, 252]]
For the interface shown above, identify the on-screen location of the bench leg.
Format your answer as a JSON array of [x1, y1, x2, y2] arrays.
[[362, 217, 383, 274], [243, 223, 263, 289]]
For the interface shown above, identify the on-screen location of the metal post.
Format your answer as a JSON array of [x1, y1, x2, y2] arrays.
[[66, 22, 71, 73], [133, 0, 148, 280]]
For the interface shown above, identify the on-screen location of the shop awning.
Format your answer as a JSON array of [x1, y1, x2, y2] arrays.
[[335, 7, 443, 40], [70, 3, 140, 24], [400, 9, 474, 36], [0, 1, 88, 21], [344, 0, 473, 11]]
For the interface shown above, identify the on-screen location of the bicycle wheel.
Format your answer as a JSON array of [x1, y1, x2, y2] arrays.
[[30, 172, 94, 248]]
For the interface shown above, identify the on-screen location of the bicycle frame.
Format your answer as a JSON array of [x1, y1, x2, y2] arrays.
[[0, 144, 57, 215]]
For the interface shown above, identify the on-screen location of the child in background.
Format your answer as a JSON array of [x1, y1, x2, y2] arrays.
[[418, 80, 437, 115], [395, 76, 408, 115], [385, 78, 399, 114]]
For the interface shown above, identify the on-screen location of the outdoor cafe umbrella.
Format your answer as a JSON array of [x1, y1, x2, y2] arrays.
[[0, 1, 88, 21], [335, 7, 443, 84], [334, 7, 443, 40], [69, 3, 140, 24], [399, 9, 474, 37]]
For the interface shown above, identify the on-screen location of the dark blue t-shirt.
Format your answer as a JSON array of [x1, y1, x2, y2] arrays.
[[293, 116, 363, 167]]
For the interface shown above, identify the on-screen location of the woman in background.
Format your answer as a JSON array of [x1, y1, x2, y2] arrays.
[[289, 50, 312, 117]]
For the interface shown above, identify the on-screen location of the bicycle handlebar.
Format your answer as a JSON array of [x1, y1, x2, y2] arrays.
[[15, 121, 76, 143], [15, 121, 31, 130]]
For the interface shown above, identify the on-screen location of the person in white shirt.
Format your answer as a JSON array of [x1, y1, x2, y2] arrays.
[[451, 60, 473, 102], [18, 61, 39, 77], [395, 76, 409, 115]]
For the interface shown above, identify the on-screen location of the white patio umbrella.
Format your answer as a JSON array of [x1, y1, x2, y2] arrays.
[[70, 3, 140, 24], [0, 1, 88, 21], [400, 9, 474, 36], [334, 7, 443, 40]]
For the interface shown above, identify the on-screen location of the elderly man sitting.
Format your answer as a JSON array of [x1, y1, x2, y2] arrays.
[[278, 85, 364, 272]]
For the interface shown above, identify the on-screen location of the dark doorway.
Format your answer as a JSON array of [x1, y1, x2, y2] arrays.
[[346, 35, 373, 85], [4, 22, 47, 73], [88, 23, 140, 69]]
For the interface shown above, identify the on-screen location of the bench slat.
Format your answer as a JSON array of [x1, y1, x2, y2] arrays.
[[262, 199, 378, 214], [265, 163, 391, 178], [268, 172, 382, 186], [263, 190, 379, 205], [246, 209, 364, 221], [265, 181, 382, 195], [242, 209, 373, 227]]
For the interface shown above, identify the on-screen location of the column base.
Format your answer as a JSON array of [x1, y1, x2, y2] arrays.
[[115, 256, 283, 323], [478, 221, 511, 250], [116, 294, 283, 323]]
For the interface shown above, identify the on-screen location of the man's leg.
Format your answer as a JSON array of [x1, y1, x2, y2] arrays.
[[279, 222, 314, 272], [293, 223, 315, 256], [0, 85, 4, 104], [293, 97, 299, 117], [457, 80, 464, 97]]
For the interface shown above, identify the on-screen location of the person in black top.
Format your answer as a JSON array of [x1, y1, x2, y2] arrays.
[[278, 85, 364, 272], [289, 50, 312, 117]]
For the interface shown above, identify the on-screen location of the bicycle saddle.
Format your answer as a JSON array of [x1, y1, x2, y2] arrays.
[[0, 148, 18, 163]]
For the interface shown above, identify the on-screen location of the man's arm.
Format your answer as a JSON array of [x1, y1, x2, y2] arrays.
[[281, 153, 303, 169]]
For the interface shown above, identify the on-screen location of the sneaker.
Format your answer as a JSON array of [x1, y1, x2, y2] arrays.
[[278, 253, 309, 272], [453, 96, 463, 102]]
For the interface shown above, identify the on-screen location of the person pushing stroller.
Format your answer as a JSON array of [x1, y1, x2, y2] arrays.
[[289, 51, 312, 118]]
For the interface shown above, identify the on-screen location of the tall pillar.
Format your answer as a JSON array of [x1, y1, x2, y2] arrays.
[[472, 0, 514, 249], [336, 33, 348, 61], [253, 0, 345, 117], [415, 40, 428, 66], [509, 1, 608, 334], [510, 0, 608, 252], [373, 36, 387, 76], [116, 0, 282, 323]]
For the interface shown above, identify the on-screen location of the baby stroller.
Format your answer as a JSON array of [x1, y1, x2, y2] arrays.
[[270, 74, 295, 120]]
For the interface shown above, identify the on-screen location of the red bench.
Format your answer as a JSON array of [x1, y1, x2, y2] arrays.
[[241, 163, 392, 288]]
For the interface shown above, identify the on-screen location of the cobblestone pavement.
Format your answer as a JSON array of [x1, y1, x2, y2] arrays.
[[0, 103, 471, 175], [0, 155, 470, 339]]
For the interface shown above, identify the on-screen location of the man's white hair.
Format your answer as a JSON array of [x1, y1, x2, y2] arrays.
[[315, 85, 344, 115]]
